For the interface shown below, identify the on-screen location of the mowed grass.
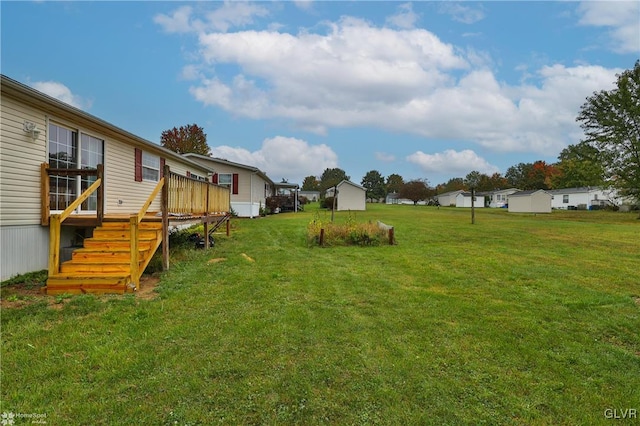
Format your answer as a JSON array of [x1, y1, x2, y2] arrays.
[[1, 205, 639, 425]]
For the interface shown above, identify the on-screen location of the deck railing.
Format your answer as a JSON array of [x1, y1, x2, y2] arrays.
[[129, 176, 165, 290], [161, 166, 231, 270], [45, 164, 104, 276], [43, 163, 230, 283]]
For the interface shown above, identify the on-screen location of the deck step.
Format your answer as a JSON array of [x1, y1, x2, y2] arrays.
[[47, 219, 161, 295]]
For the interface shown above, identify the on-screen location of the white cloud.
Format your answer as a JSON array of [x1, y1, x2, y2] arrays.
[[375, 152, 396, 162], [406, 149, 499, 175], [386, 3, 419, 29], [577, 1, 640, 54], [293, 1, 314, 11], [210, 136, 337, 183], [158, 7, 622, 156], [31, 81, 91, 110], [438, 3, 485, 24], [153, 5, 193, 33], [154, 2, 269, 34]]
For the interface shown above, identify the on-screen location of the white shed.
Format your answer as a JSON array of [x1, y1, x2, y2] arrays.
[[508, 190, 552, 213], [436, 190, 464, 207], [455, 192, 486, 208], [326, 180, 366, 211]]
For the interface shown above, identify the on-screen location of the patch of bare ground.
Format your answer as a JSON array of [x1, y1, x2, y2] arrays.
[[0, 275, 160, 309]]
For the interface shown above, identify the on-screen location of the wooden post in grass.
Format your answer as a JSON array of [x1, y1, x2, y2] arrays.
[[389, 227, 395, 245], [319, 228, 325, 246], [471, 187, 476, 225]]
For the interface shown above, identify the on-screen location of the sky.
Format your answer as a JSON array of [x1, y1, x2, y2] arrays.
[[2, 1, 639, 186]]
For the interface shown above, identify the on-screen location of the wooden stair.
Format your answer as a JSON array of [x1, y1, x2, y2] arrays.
[[45, 220, 163, 295]]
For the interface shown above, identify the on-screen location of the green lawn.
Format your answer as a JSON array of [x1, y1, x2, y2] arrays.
[[2, 205, 639, 425]]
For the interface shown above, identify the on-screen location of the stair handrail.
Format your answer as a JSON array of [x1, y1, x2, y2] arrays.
[[48, 177, 102, 276], [130, 177, 165, 290]]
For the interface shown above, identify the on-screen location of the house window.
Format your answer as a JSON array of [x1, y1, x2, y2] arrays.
[[563, 195, 569, 204], [142, 151, 160, 182], [48, 123, 104, 211], [217, 173, 232, 187]]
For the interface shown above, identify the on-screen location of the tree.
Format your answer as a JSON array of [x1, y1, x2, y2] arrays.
[[361, 170, 386, 202], [577, 60, 640, 204], [488, 173, 509, 190], [160, 124, 209, 155], [552, 142, 606, 189], [385, 174, 404, 194], [302, 175, 320, 191], [319, 168, 350, 193], [437, 177, 466, 194], [399, 179, 430, 205], [506, 162, 533, 189]]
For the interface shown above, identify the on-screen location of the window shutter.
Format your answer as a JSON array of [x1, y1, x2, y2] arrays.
[[160, 157, 166, 178], [212, 173, 218, 184], [134, 148, 142, 182], [232, 173, 239, 195]]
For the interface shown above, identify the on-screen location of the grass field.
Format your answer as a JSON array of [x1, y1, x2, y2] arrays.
[[1, 204, 639, 425]]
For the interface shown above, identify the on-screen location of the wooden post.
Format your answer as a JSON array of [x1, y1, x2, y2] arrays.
[[226, 215, 230, 237], [204, 214, 210, 249], [48, 214, 61, 276], [130, 215, 140, 291], [389, 227, 395, 245], [319, 228, 325, 246], [162, 165, 170, 271], [471, 187, 476, 225], [96, 164, 104, 227], [41, 163, 50, 226]]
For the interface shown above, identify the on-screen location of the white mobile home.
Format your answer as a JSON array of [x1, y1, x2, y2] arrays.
[[1, 75, 229, 288], [548, 187, 621, 210], [183, 154, 275, 218]]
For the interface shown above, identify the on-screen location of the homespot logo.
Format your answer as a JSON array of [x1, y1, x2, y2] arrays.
[[1, 412, 47, 424], [604, 408, 637, 419]]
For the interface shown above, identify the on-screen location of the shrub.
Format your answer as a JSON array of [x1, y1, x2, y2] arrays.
[[307, 212, 389, 246]]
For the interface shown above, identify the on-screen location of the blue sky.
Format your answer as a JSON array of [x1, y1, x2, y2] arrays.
[[2, 1, 638, 186]]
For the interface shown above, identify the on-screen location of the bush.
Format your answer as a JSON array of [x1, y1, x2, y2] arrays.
[[307, 212, 389, 246], [321, 197, 336, 210]]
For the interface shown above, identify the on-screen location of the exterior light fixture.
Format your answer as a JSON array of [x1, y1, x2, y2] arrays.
[[23, 120, 41, 140]]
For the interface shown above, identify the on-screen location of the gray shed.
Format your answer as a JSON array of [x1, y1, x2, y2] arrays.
[[508, 190, 552, 213]]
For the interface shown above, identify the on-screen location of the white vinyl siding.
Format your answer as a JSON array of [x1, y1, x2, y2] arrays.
[[0, 97, 48, 226]]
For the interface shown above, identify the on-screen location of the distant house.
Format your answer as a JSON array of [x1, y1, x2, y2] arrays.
[[455, 192, 486, 208], [486, 188, 520, 208], [547, 187, 621, 210], [183, 154, 275, 218], [508, 190, 552, 213], [436, 190, 464, 207], [386, 192, 426, 205], [299, 190, 320, 202], [326, 180, 366, 211]]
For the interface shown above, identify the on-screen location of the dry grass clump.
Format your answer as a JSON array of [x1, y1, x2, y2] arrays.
[[307, 212, 388, 246]]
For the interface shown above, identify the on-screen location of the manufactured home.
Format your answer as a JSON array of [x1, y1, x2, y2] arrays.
[[0, 75, 230, 292], [547, 187, 621, 210], [183, 154, 276, 218]]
